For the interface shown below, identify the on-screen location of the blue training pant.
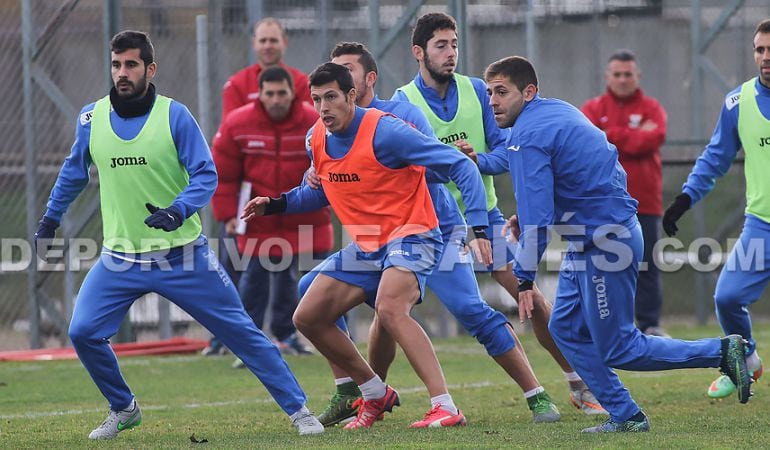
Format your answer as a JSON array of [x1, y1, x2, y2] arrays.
[[300, 228, 515, 357], [547, 220, 722, 423], [715, 214, 770, 355], [68, 237, 307, 415]]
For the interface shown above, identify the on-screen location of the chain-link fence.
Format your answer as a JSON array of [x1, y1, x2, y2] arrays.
[[1, 0, 769, 350]]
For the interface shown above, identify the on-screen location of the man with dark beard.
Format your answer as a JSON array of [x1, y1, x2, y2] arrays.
[[33, 30, 323, 440], [393, 12, 604, 417]]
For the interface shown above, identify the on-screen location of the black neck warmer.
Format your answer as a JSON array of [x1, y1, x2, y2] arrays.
[[109, 83, 156, 118]]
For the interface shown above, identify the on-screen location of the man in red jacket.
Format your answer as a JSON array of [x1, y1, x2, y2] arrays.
[[212, 67, 332, 363], [221, 17, 311, 118], [581, 49, 668, 337]]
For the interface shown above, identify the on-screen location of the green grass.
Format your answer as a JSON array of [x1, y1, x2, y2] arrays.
[[1, 323, 768, 449]]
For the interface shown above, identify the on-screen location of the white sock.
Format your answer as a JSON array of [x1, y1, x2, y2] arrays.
[[359, 375, 386, 400], [289, 405, 310, 421], [523, 386, 545, 399], [564, 371, 582, 382], [747, 351, 762, 373], [335, 377, 354, 386], [431, 393, 458, 415]]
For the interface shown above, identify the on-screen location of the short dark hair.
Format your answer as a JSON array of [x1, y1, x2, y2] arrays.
[[308, 62, 355, 93], [484, 56, 538, 91], [110, 30, 154, 67], [608, 49, 637, 64], [330, 42, 378, 76], [412, 12, 457, 49], [259, 66, 293, 91], [755, 19, 770, 37]]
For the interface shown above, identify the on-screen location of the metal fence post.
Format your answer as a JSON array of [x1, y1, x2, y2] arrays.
[[22, 0, 40, 349]]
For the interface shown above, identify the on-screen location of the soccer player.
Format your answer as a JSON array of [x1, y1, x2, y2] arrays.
[[393, 12, 603, 415], [482, 55, 751, 433], [305, 42, 561, 427], [33, 30, 323, 439], [241, 62, 492, 429], [663, 19, 770, 398]]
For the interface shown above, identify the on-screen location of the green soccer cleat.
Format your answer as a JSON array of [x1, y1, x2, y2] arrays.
[[88, 399, 142, 440], [527, 391, 561, 423], [708, 357, 762, 398], [318, 382, 362, 427], [718, 335, 752, 403], [708, 375, 736, 398], [582, 413, 650, 433]]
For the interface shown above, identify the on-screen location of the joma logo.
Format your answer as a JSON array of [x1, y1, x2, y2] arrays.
[[110, 156, 147, 168], [439, 131, 468, 145], [760, 137, 770, 147], [328, 171, 360, 182]]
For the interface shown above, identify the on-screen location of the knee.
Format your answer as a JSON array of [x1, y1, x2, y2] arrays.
[[374, 298, 408, 332], [292, 305, 315, 335], [598, 340, 634, 367], [714, 286, 742, 310], [68, 321, 94, 346], [477, 319, 516, 357]]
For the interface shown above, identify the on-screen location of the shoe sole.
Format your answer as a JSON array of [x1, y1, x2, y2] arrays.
[[734, 339, 752, 404]]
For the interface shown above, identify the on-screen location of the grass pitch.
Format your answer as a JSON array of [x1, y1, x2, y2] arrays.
[[1, 323, 767, 449]]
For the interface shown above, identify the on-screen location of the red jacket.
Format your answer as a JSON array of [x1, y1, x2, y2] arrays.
[[211, 99, 332, 257], [581, 88, 667, 216], [221, 63, 311, 118]]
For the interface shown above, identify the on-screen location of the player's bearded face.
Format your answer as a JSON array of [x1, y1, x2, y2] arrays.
[[423, 28, 458, 84], [754, 32, 770, 86], [111, 49, 154, 99]]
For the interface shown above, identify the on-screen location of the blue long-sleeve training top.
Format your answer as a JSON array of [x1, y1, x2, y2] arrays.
[[505, 94, 638, 282], [285, 105, 488, 230], [391, 72, 507, 155], [44, 98, 216, 222], [368, 96, 467, 238], [683, 78, 770, 205]]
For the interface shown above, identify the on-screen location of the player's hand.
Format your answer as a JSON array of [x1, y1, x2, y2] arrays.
[[241, 197, 270, 221], [516, 279, 535, 324], [224, 217, 239, 235], [305, 167, 321, 189], [34, 216, 59, 260], [144, 203, 184, 232], [455, 139, 478, 164], [468, 237, 492, 266], [662, 193, 691, 237], [640, 120, 658, 132], [468, 227, 493, 266], [502, 214, 521, 242]]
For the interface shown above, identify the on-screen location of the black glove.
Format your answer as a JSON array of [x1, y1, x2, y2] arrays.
[[518, 278, 534, 293], [34, 216, 60, 259], [144, 203, 184, 232], [662, 193, 692, 237]]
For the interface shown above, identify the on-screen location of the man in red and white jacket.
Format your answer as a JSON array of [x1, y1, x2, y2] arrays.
[[221, 17, 311, 118], [212, 66, 332, 359], [581, 49, 668, 337]]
